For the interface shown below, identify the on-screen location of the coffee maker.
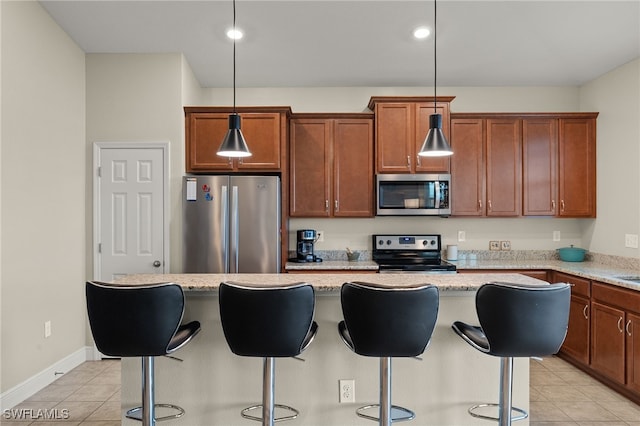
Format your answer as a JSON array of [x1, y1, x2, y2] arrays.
[[294, 229, 322, 262]]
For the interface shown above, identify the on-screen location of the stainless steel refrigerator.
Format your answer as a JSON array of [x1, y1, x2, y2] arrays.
[[182, 175, 281, 273]]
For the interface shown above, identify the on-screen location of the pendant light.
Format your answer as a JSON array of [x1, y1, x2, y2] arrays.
[[418, 0, 453, 157], [217, 0, 251, 158]]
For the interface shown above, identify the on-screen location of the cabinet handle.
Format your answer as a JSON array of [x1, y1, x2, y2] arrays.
[[416, 155, 421, 166], [325, 200, 329, 212], [228, 158, 233, 165], [561, 200, 565, 212], [582, 304, 588, 319], [617, 317, 624, 333], [488, 200, 492, 211], [551, 200, 556, 211], [334, 200, 339, 211], [626, 320, 632, 336], [407, 156, 411, 168], [478, 200, 482, 210]]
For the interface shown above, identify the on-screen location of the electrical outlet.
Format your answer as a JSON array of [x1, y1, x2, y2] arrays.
[[457, 231, 466, 242], [625, 234, 639, 248], [500, 241, 511, 251], [316, 231, 324, 242], [553, 231, 561, 242], [339, 379, 355, 403], [44, 321, 51, 338]]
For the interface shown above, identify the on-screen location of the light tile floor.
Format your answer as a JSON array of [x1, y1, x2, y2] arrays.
[[4, 356, 640, 425]]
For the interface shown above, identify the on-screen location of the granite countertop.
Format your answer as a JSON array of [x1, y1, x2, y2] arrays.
[[115, 272, 546, 292], [284, 258, 640, 292]]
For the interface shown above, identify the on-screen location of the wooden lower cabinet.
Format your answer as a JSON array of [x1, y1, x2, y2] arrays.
[[554, 272, 591, 365], [591, 300, 626, 384], [627, 312, 640, 393]]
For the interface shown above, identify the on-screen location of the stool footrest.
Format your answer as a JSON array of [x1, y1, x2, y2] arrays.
[[356, 404, 415, 423], [241, 404, 299, 423], [468, 403, 528, 422], [126, 404, 185, 422]]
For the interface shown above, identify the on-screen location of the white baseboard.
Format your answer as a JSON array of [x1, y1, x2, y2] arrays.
[[0, 346, 92, 411]]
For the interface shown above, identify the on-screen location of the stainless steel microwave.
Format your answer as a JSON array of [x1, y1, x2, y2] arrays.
[[376, 174, 451, 216]]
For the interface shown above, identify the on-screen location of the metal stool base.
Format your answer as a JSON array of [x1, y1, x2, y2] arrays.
[[356, 404, 415, 423], [468, 403, 528, 423], [126, 404, 185, 422], [241, 404, 299, 423]]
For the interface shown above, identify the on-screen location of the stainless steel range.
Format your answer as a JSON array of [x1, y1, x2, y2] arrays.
[[372, 234, 457, 273]]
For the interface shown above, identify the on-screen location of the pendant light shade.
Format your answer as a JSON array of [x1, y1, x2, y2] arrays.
[[419, 114, 452, 157], [217, 114, 251, 157], [418, 0, 453, 157], [217, 0, 251, 158]]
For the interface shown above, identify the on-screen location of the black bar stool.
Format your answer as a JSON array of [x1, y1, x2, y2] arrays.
[[338, 281, 439, 426], [85, 281, 201, 426], [218, 281, 318, 426], [452, 282, 570, 426]]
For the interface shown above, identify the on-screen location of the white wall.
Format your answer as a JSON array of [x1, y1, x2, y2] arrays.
[[580, 59, 640, 258], [1, 1, 86, 393]]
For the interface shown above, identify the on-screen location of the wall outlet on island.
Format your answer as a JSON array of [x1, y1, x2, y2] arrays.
[[316, 230, 324, 242], [339, 379, 355, 403]]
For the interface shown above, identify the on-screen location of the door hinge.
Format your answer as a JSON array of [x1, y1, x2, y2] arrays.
[[97, 166, 101, 177], [98, 243, 102, 253]]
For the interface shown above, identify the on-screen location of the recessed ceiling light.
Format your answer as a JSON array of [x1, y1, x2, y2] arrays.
[[226, 28, 243, 40], [413, 26, 431, 39]]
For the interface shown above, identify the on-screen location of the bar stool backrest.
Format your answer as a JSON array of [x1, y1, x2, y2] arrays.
[[476, 282, 571, 357], [341, 282, 439, 357], [86, 281, 185, 357], [219, 282, 316, 357]]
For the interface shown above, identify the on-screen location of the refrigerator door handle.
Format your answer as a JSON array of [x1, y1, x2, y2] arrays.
[[231, 185, 239, 273], [221, 185, 229, 270]]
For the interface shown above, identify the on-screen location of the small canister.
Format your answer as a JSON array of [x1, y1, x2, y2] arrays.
[[446, 244, 458, 261]]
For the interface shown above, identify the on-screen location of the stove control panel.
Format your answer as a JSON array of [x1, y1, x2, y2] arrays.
[[373, 234, 441, 251]]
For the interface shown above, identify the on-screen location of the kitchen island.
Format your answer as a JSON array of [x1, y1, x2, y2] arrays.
[[116, 273, 543, 425]]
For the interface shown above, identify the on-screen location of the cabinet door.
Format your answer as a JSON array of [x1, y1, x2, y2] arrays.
[[415, 103, 450, 172], [375, 103, 414, 173], [333, 119, 374, 217], [627, 312, 640, 393], [186, 113, 235, 171], [562, 295, 591, 365], [290, 119, 331, 217], [451, 118, 485, 216], [523, 118, 558, 216], [558, 118, 596, 217], [236, 113, 282, 170], [591, 301, 626, 384], [486, 119, 522, 216]]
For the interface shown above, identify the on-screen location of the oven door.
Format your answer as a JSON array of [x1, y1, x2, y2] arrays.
[[376, 174, 451, 216]]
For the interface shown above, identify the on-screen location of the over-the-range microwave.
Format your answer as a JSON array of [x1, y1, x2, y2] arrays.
[[376, 174, 451, 216]]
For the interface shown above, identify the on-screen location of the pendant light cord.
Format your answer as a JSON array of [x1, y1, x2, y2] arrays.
[[433, 0, 437, 114], [232, 0, 237, 114]]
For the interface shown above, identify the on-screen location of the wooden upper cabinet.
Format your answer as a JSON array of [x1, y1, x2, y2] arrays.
[[558, 117, 597, 217], [368, 96, 454, 174], [450, 116, 521, 216], [184, 107, 291, 172], [523, 118, 558, 216], [450, 118, 484, 216], [290, 114, 374, 218], [522, 114, 597, 217]]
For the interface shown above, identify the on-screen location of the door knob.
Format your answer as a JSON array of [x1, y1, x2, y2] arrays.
[[153, 260, 162, 268]]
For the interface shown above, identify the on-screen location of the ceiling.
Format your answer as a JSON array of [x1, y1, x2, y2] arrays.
[[40, 1, 640, 88]]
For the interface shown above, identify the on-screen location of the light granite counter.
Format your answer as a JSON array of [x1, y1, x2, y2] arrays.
[[116, 271, 544, 292]]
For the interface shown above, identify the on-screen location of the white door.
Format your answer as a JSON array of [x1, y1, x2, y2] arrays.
[[93, 142, 169, 282]]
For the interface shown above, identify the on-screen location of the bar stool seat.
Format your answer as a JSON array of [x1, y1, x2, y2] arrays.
[[452, 282, 570, 426], [86, 281, 201, 426], [338, 281, 439, 426], [219, 281, 318, 426]]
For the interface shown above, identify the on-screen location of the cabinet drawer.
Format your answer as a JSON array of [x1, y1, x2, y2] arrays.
[[553, 272, 590, 298], [592, 281, 640, 313]]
